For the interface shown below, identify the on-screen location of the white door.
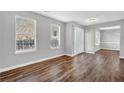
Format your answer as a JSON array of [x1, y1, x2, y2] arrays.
[[74, 27, 84, 55]]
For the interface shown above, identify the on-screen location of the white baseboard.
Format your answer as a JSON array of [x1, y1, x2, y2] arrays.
[[1, 49, 121, 73], [82, 48, 119, 54], [95, 48, 101, 52], [66, 51, 86, 57], [85, 51, 95, 54], [120, 56, 124, 59], [64, 54, 74, 57], [0, 54, 65, 73], [101, 48, 120, 51]]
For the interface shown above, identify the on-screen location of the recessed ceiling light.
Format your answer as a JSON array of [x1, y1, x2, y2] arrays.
[[87, 18, 97, 22]]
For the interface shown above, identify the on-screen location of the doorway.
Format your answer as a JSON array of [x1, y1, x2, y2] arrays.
[[95, 25, 121, 52]]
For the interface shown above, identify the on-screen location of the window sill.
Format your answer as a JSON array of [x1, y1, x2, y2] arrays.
[[15, 49, 36, 55]]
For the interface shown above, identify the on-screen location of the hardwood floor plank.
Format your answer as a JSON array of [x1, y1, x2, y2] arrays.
[[1, 50, 124, 82]]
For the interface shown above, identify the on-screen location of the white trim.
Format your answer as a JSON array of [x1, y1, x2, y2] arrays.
[[95, 48, 101, 52], [101, 48, 120, 51], [95, 48, 120, 51], [0, 54, 65, 73], [15, 49, 36, 54], [64, 54, 74, 57], [120, 56, 124, 59], [65, 51, 86, 57], [101, 42, 120, 44], [84, 48, 119, 54], [71, 53, 79, 57], [85, 51, 95, 54]]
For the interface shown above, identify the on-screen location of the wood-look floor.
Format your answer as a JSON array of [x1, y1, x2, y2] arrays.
[[1, 49, 124, 82]]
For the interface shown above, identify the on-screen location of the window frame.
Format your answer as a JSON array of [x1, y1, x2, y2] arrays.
[[50, 24, 61, 49], [15, 16, 37, 54]]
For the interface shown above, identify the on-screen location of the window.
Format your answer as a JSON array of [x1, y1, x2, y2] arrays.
[[15, 16, 36, 54], [50, 24, 60, 49]]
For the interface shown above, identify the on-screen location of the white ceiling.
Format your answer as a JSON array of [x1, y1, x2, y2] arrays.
[[34, 11, 124, 26]]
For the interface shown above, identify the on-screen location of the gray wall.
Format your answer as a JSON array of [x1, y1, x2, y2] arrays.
[[65, 23, 73, 55], [0, 14, 5, 68], [0, 11, 65, 69], [100, 29, 120, 50], [1, 11, 124, 70], [120, 24, 124, 58]]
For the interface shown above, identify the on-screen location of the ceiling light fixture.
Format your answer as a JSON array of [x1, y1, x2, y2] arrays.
[[87, 18, 97, 22]]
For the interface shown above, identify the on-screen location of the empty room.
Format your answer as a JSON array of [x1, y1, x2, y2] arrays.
[[1, 11, 124, 82]]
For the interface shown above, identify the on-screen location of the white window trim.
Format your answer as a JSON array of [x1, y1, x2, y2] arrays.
[[15, 16, 37, 54]]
